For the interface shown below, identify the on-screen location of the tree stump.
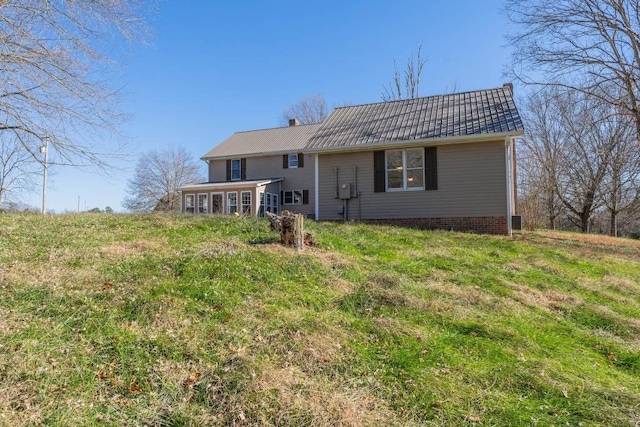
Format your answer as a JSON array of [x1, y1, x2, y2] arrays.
[[266, 210, 306, 251]]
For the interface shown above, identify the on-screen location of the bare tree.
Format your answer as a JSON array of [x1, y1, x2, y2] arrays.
[[0, 0, 152, 171], [554, 90, 621, 232], [519, 88, 566, 229], [0, 136, 40, 207], [382, 44, 427, 101], [601, 116, 640, 235], [123, 147, 204, 212], [280, 94, 329, 125], [505, 0, 640, 143]]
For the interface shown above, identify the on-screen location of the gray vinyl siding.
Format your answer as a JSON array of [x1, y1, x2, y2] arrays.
[[318, 140, 507, 220], [208, 154, 316, 216]]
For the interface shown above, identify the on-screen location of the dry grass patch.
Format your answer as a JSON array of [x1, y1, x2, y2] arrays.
[[0, 382, 43, 427], [537, 231, 640, 249], [604, 276, 640, 294], [323, 277, 356, 296], [424, 280, 511, 317], [255, 365, 403, 427], [99, 239, 165, 259], [507, 282, 582, 314], [191, 239, 250, 260], [0, 261, 101, 295]]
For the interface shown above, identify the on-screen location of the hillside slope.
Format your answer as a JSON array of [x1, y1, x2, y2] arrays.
[[1, 214, 639, 426]]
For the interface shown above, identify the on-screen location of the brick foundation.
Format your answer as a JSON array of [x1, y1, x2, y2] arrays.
[[361, 216, 509, 235]]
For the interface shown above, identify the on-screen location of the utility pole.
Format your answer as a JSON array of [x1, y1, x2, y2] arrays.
[[40, 134, 49, 214]]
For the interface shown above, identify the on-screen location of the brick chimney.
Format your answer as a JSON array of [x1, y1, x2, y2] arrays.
[[289, 118, 299, 127], [503, 83, 514, 94]]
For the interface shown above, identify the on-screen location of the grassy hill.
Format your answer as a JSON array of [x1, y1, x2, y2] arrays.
[[0, 214, 639, 426]]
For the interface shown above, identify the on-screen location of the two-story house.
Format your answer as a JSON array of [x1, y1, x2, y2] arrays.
[[178, 85, 524, 235]]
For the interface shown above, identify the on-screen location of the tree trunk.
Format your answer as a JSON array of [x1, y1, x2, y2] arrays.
[[610, 211, 618, 237], [266, 211, 307, 251]]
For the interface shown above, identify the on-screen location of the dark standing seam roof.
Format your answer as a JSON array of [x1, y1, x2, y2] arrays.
[[305, 86, 524, 151]]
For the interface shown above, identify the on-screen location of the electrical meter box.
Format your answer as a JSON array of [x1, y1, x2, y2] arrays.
[[339, 183, 351, 200]]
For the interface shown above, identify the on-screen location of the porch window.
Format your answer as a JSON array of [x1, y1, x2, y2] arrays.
[[241, 191, 252, 214], [197, 194, 208, 213], [227, 192, 238, 214], [185, 194, 195, 213], [259, 193, 265, 217]]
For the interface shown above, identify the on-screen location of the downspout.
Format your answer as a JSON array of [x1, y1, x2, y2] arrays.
[[315, 154, 319, 220], [505, 137, 513, 236]]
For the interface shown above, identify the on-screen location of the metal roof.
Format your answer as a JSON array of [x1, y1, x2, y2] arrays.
[[202, 124, 322, 159], [201, 86, 523, 159], [306, 86, 523, 150]]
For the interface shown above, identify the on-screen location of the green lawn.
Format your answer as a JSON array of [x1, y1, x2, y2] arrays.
[[1, 213, 639, 426]]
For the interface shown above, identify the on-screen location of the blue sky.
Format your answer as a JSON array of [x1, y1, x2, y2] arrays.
[[25, 0, 514, 212]]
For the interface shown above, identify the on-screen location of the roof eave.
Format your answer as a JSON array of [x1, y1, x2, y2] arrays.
[[304, 130, 524, 155], [177, 178, 283, 192], [201, 149, 307, 161]]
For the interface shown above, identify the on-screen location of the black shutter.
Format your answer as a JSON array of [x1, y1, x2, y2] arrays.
[[226, 159, 231, 181], [241, 158, 247, 180], [298, 153, 304, 168], [302, 190, 309, 204], [373, 150, 385, 193], [425, 147, 438, 190], [280, 191, 284, 203], [283, 155, 289, 169]]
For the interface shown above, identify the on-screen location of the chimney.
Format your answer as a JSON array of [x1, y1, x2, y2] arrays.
[[289, 118, 299, 127], [503, 83, 514, 94]]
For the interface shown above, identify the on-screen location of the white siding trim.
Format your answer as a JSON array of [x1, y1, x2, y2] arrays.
[[505, 137, 513, 237], [315, 154, 319, 220]]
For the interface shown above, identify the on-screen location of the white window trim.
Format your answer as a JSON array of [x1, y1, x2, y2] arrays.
[[288, 153, 298, 169], [231, 159, 241, 181], [272, 193, 279, 214], [210, 192, 224, 214], [227, 191, 238, 214], [241, 190, 252, 215], [185, 194, 195, 213], [385, 149, 425, 191]]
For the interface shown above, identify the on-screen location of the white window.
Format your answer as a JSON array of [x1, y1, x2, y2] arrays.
[[241, 191, 252, 215], [185, 194, 195, 213], [288, 154, 298, 168], [197, 194, 208, 213], [386, 148, 424, 191], [227, 192, 238, 214], [231, 159, 241, 181], [264, 192, 277, 214], [283, 190, 303, 205]]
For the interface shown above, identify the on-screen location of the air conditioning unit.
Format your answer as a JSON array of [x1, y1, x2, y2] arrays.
[[512, 215, 523, 231]]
